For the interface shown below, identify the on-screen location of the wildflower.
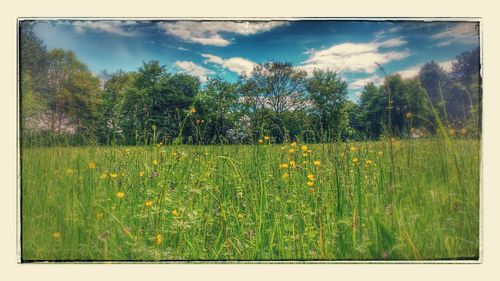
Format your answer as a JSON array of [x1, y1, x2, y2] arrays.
[[301, 145, 308, 151], [139, 171, 145, 177], [291, 142, 297, 147], [279, 163, 289, 169], [460, 128, 467, 135], [288, 148, 295, 153], [99, 173, 108, 180], [378, 151, 384, 157], [151, 171, 158, 178], [52, 231, 61, 240], [352, 158, 359, 164], [238, 213, 244, 220], [264, 136, 270, 140], [258, 139, 264, 143], [289, 160, 297, 168], [307, 149, 312, 153], [66, 168, 75, 175], [88, 161, 96, 169], [172, 152, 177, 157], [153, 159, 158, 165], [307, 174, 315, 181], [302, 153, 308, 157], [144, 200, 153, 207], [406, 112, 413, 119], [172, 209, 179, 216], [125, 148, 131, 153], [116, 191, 125, 199], [365, 160, 373, 165], [110, 173, 118, 179], [282, 172, 289, 179], [350, 146, 357, 152], [302, 161, 307, 165], [189, 107, 196, 114], [313, 160, 321, 167], [155, 234, 162, 246], [306, 181, 314, 187], [449, 128, 456, 136], [307, 188, 315, 193]]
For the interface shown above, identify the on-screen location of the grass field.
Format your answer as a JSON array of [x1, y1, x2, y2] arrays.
[[21, 138, 480, 261]]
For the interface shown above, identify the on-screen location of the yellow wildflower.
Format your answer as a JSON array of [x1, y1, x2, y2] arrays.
[[258, 139, 264, 143], [350, 146, 357, 152], [302, 153, 308, 157], [291, 142, 297, 147], [378, 151, 384, 157], [282, 172, 289, 179], [172, 209, 179, 216], [116, 191, 125, 199], [307, 174, 315, 181], [460, 128, 467, 135], [307, 188, 315, 193], [144, 200, 153, 207], [139, 171, 145, 177], [352, 158, 359, 164], [238, 213, 244, 220], [52, 231, 61, 240], [88, 161, 96, 169], [153, 159, 158, 165], [190, 107, 196, 114], [289, 160, 297, 168], [307, 149, 312, 153], [306, 181, 314, 187], [366, 160, 373, 165], [288, 148, 295, 153], [406, 112, 413, 119], [110, 173, 118, 178], [449, 129, 456, 136], [301, 145, 308, 151], [264, 136, 270, 140], [155, 234, 162, 246], [66, 168, 75, 175], [99, 173, 108, 180], [313, 160, 321, 166], [279, 163, 289, 169]]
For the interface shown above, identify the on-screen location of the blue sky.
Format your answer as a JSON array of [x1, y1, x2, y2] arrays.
[[32, 20, 479, 101]]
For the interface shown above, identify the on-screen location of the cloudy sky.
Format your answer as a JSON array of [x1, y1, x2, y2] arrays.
[[32, 20, 480, 100]]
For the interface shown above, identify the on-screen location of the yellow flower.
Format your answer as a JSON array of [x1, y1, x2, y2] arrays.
[[306, 181, 314, 187], [365, 160, 373, 165], [352, 158, 359, 164], [279, 163, 289, 169], [139, 171, 145, 177], [289, 160, 297, 168], [302, 153, 308, 157], [307, 174, 315, 181], [125, 148, 131, 153], [307, 188, 315, 193], [155, 234, 162, 246], [288, 148, 295, 153], [282, 172, 289, 179], [66, 168, 75, 175], [190, 107, 196, 114], [144, 200, 153, 207], [172, 209, 179, 216], [406, 112, 413, 119], [350, 146, 357, 152], [153, 159, 158, 165], [449, 129, 456, 136], [88, 161, 96, 169], [460, 128, 467, 135], [291, 142, 297, 147], [172, 152, 177, 157], [264, 136, 270, 140], [99, 173, 108, 180], [110, 173, 118, 178], [313, 160, 321, 167], [307, 149, 312, 153], [52, 231, 61, 240], [238, 213, 244, 220], [116, 191, 125, 199], [378, 151, 384, 157], [301, 145, 308, 151], [258, 139, 264, 143]]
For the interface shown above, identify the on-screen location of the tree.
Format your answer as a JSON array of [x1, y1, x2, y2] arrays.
[[358, 83, 386, 138], [306, 69, 348, 141], [418, 61, 449, 121]]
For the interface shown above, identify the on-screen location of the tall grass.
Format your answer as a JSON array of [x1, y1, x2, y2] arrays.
[[21, 135, 480, 261]]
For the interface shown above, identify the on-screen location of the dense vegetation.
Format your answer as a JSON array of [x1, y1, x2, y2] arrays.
[[20, 22, 481, 146]]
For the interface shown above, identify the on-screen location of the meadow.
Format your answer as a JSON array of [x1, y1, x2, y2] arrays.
[[20, 136, 480, 261]]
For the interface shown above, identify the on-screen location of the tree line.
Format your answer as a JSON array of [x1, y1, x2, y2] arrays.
[[20, 22, 481, 146]]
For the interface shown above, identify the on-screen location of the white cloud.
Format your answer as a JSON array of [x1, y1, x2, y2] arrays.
[[201, 53, 256, 75], [174, 61, 214, 81], [73, 21, 138, 36], [300, 38, 410, 75], [157, 21, 287, 47], [396, 60, 456, 79], [349, 75, 384, 89], [432, 22, 479, 47]]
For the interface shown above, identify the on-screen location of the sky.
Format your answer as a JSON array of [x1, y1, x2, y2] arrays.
[[32, 20, 480, 101]]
